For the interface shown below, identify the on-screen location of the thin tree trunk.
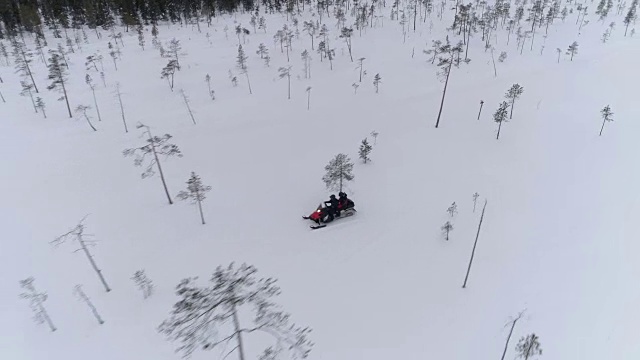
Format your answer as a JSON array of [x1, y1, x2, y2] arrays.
[[231, 305, 246, 360], [434, 61, 452, 128], [0, 90, 5, 103], [116, 86, 128, 133], [90, 88, 102, 121], [496, 121, 502, 139], [462, 199, 487, 288], [197, 198, 205, 224], [510, 99, 515, 119], [149, 131, 173, 204], [28, 89, 37, 112], [287, 75, 291, 99], [599, 118, 606, 136], [307, 92, 310, 110], [84, 115, 97, 131], [491, 49, 497, 77], [79, 238, 111, 292], [245, 73, 252, 94], [500, 316, 521, 360], [22, 49, 39, 93], [76, 287, 105, 324], [477, 101, 484, 120], [38, 304, 57, 331], [60, 76, 72, 118]]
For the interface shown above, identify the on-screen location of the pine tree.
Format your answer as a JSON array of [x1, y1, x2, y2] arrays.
[[20, 80, 37, 113], [340, 27, 354, 62], [46, 50, 72, 118], [472, 192, 480, 212], [494, 101, 510, 139], [447, 202, 458, 217], [515, 334, 543, 360], [52, 216, 111, 292], [131, 270, 154, 299], [108, 42, 119, 70], [359, 138, 372, 163], [19, 277, 56, 332], [85, 74, 102, 122], [599, 105, 614, 136], [123, 124, 183, 205], [278, 66, 292, 99], [177, 172, 212, 225], [566, 41, 579, 61], [356, 57, 366, 82], [323, 153, 355, 192], [434, 38, 465, 128], [0, 41, 9, 66], [158, 263, 313, 360], [303, 21, 317, 49], [301, 50, 312, 78], [137, 24, 145, 50], [236, 45, 252, 94], [75, 105, 98, 131], [624, 0, 638, 36], [441, 221, 453, 240], [259, 16, 267, 33], [373, 73, 382, 93], [12, 39, 39, 93], [505, 84, 524, 119], [168, 38, 182, 66], [161, 60, 180, 91], [256, 43, 269, 59], [35, 97, 46, 118]]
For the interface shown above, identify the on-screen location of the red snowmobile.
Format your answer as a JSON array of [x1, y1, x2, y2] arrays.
[[303, 195, 356, 229]]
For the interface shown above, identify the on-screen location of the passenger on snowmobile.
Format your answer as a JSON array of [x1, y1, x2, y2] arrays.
[[324, 195, 339, 216], [337, 192, 355, 213]]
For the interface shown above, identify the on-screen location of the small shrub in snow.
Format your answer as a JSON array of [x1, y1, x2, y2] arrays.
[[359, 138, 372, 163], [131, 270, 154, 299], [515, 333, 542, 360], [441, 221, 453, 240]]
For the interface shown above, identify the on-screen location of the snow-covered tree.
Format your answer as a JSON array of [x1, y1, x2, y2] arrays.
[[137, 24, 145, 50], [52, 216, 111, 292], [20, 80, 37, 113], [158, 263, 313, 360], [73, 285, 104, 325], [494, 101, 510, 140], [123, 124, 183, 204], [12, 39, 39, 93], [340, 27, 354, 62], [161, 59, 180, 91], [323, 153, 354, 192], [359, 138, 372, 163], [19, 277, 56, 332], [301, 50, 312, 79], [131, 270, 154, 299], [373, 73, 382, 93], [177, 172, 212, 225], [303, 21, 317, 49], [278, 66, 292, 99], [46, 50, 72, 118], [236, 45, 252, 94], [35, 97, 46, 118], [515, 333, 542, 360], [168, 38, 182, 66], [0, 41, 9, 65], [566, 41, 578, 61], [85, 74, 102, 122], [259, 16, 267, 33], [599, 105, 614, 136], [441, 221, 453, 240], [505, 84, 524, 119], [256, 43, 269, 59], [75, 105, 97, 131]]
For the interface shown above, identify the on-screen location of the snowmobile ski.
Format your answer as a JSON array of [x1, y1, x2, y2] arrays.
[[310, 224, 327, 230]]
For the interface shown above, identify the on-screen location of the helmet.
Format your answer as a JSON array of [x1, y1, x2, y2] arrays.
[[339, 192, 346, 198], [330, 195, 336, 199]]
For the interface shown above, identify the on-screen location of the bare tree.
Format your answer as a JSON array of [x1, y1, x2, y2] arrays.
[[177, 172, 212, 225], [20, 80, 37, 113], [123, 123, 182, 205], [73, 285, 104, 324], [179, 89, 197, 125], [131, 270, 154, 299], [115, 82, 128, 133], [19, 277, 56, 332], [205, 74, 215, 100], [306, 86, 312, 110], [447, 202, 458, 217], [75, 105, 98, 131], [301, 50, 312, 79], [356, 57, 366, 82], [52, 216, 111, 292], [500, 310, 526, 360], [85, 74, 102, 121], [477, 100, 484, 120], [373, 73, 382, 93], [472, 192, 480, 212], [462, 199, 487, 288], [158, 263, 313, 360]]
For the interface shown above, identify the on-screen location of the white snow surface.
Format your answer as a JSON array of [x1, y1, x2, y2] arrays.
[[1, 6, 640, 360]]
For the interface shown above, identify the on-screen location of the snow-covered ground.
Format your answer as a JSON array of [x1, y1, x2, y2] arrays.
[[2, 3, 640, 359]]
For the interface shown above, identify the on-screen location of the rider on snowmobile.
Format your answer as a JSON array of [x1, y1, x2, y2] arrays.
[[338, 192, 354, 211], [324, 194, 339, 216]]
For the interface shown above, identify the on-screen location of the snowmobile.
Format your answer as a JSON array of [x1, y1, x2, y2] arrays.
[[302, 198, 356, 229]]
